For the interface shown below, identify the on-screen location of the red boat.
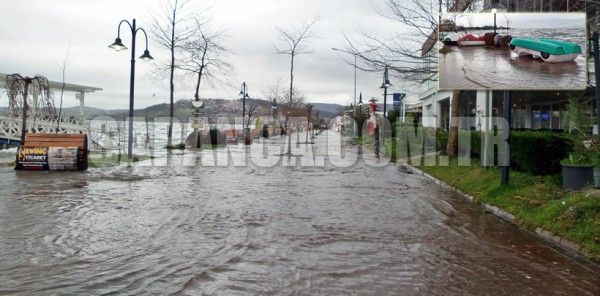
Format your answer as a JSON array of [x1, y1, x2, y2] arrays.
[[458, 34, 485, 46]]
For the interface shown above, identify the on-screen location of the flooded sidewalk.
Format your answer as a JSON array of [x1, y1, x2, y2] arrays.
[[438, 45, 587, 90], [0, 131, 598, 294]]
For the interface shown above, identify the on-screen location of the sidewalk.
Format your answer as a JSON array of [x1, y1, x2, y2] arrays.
[[404, 162, 600, 266]]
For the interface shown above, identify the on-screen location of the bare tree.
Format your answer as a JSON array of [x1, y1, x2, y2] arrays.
[[179, 17, 235, 100], [149, 0, 194, 147], [313, 111, 321, 136], [245, 103, 258, 129], [262, 77, 286, 108], [274, 17, 319, 155], [6, 74, 54, 142], [343, 0, 475, 85], [344, 0, 475, 157], [446, 90, 463, 156], [283, 87, 306, 129], [262, 77, 304, 130], [56, 44, 73, 130]]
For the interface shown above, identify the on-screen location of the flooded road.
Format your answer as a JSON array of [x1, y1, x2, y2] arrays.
[[439, 45, 586, 90], [0, 131, 599, 295]]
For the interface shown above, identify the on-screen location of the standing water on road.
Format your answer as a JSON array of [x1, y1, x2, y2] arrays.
[[0, 131, 598, 295]]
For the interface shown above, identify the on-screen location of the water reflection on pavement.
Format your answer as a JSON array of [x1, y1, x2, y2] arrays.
[[0, 131, 598, 295], [439, 46, 586, 90]]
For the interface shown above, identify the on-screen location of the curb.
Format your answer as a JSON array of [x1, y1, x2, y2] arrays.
[[403, 163, 591, 261]]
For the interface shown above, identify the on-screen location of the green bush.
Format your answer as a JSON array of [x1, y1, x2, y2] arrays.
[[436, 128, 448, 152], [510, 130, 573, 175], [393, 125, 447, 161], [453, 130, 482, 158], [392, 121, 417, 138]]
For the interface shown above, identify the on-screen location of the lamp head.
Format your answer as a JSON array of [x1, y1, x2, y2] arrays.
[[192, 100, 204, 108], [239, 82, 249, 97], [139, 50, 154, 61], [108, 38, 127, 51], [380, 79, 392, 89], [380, 66, 392, 89]]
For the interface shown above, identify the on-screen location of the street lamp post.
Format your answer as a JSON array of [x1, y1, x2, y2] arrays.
[[272, 100, 279, 135], [109, 18, 154, 160], [332, 48, 377, 136], [271, 99, 277, 118], [239, 82, 250, 144], [380, 66, 392, 118], [378, 66, 392, 156], [492, 8, 497, 35], [357, 92, 364, 137], [331, 48, 358, 110], [191, 99, 204, 149]]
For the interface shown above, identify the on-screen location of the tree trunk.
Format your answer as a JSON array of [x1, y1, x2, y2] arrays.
[[446, 90, 462, 157], [287, 54, 294, 155], [167, 1, 177, 147], [305, 124, 309, 143]]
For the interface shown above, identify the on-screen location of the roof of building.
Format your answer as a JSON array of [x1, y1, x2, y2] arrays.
[[0, 73, 102, 93]]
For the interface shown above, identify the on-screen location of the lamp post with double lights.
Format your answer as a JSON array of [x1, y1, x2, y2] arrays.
[[239, 82, 250, 144], [109, 18, 154, 160]]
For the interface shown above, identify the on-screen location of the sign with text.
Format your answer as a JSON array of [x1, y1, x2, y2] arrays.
[[16, 147, 49, 170], [15, 133, 88, 171], [16, 146, 79, 171]]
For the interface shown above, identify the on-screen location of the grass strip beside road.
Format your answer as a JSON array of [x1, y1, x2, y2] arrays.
[[418, 160, 600, 262], [89, 154, 154, 168]]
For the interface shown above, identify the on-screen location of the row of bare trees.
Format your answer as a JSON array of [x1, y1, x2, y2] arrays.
[[273, 17, 319, 154], [148, 0, 234, 147], [148, 0, 319, 151]]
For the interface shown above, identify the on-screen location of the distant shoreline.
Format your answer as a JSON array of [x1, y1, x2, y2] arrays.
[[440, 26, 510, 32]]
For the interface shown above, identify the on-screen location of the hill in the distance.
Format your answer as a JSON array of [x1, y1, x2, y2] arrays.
[[1, 99, 344, 121]]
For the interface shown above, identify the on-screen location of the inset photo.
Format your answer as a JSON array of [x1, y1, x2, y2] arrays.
[[438, 12, 587, 90]]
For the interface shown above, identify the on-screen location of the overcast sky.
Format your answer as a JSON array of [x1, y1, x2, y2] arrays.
[[0, 0, 411, 110], [447, 12, 586, 29]]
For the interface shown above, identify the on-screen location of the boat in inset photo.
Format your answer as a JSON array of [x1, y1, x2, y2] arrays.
[[509, 38, 582, 63], [457, 34, 486, 46]]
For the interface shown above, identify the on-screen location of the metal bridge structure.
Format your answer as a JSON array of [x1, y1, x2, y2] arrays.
[[0, 73, 102, 146]]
